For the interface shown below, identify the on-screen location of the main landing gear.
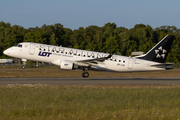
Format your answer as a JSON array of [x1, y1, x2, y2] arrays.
[[82, 68, 89, 78]]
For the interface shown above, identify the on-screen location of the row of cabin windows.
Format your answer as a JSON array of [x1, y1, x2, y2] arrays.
[[39, 48, 125, 63]]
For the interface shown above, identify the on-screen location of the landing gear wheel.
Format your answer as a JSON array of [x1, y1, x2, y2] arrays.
[[22, 66, 26, 69], [82, 72, 89, 78], [22, 61, 26, 69]]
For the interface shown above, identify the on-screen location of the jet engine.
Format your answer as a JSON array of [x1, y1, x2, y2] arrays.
[[59, 60, 78, 70]]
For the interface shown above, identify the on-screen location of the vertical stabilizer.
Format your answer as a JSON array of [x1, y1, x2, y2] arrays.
[[137, 35, 174, 63]]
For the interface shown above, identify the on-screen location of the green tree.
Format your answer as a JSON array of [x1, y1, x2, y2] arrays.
[[49, 33, 57, 45], [104, 35, 120, 53]]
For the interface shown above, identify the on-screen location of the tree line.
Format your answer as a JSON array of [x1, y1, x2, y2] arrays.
[[0, 21, 180, 63]]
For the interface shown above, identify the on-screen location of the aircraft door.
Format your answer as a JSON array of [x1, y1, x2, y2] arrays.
[[29, 43, 36, 55], [128, 57, 133, 69]]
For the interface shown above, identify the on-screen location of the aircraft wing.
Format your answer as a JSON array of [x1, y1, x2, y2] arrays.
[[73, 56, 110, 67], [51, 55, 111, 67], [73, 50, 115, 67], [78, 56, 109, 63], [52, 50, 115, 68]]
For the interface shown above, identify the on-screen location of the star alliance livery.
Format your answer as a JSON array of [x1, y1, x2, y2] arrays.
[[3, 35, 174, 77]]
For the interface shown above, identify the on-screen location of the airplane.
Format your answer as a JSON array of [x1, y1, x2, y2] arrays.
[[3, 35, 174, 78]]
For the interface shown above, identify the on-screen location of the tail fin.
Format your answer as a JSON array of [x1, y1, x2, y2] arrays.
[[136, 35, 174, 63]]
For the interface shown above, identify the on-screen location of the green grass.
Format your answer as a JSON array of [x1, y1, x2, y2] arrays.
[[0, 85, 180, 120]]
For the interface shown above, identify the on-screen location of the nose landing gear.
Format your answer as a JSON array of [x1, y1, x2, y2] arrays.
[[82, 68, 89, 78], [22, 59, 27, 69]]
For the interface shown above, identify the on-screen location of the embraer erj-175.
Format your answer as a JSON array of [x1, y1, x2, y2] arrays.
[[3, 35, 174, 78]]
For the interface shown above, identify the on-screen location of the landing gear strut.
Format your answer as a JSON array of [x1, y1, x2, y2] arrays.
[[22, 59, 27, 69], [82, 68, 89, 78], [22, 61, 26, 69]]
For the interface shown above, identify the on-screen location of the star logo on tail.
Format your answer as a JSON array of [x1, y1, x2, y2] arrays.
[[155, 46, 167, 59]]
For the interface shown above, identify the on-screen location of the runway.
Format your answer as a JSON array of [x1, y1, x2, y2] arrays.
[[1, 77, 180, 85]]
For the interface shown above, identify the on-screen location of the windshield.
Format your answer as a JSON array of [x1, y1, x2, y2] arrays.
[[14, 44, 22, 48]]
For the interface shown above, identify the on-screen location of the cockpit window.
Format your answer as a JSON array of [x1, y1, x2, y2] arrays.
[[14, 44, 22, 48], [18, 44, 22, 48]]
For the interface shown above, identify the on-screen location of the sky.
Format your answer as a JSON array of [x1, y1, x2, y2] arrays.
[[1, 0, 180, 30]]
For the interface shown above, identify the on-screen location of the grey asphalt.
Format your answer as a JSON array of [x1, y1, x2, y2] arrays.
[[0, 77, 180, 85]]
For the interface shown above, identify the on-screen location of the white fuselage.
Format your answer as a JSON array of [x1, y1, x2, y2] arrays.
[[3, 42, 166, 72]]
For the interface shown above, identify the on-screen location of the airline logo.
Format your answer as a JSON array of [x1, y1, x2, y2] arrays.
[[155, 46, 167, 58], [38, 51, 52, 57]]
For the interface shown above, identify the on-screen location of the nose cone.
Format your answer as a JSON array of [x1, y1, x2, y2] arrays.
[[3, 49, 10, 55]]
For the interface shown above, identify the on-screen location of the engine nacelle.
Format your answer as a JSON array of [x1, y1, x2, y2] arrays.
[[59, 60, 78, 70]]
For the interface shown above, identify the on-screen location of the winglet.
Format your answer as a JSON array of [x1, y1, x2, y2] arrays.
[[107, 50, 116, 59]]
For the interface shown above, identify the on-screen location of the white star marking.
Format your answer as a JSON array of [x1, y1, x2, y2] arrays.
[[155, 46, 167, 59]]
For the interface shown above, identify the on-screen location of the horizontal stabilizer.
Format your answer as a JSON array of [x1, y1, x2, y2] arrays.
[[150, 63, 174, 70]]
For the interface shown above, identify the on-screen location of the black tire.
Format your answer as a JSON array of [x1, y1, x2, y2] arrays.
[[22, 66, 26, 69], [82, 72, 89, 78], [82, 73, 85, 77]]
